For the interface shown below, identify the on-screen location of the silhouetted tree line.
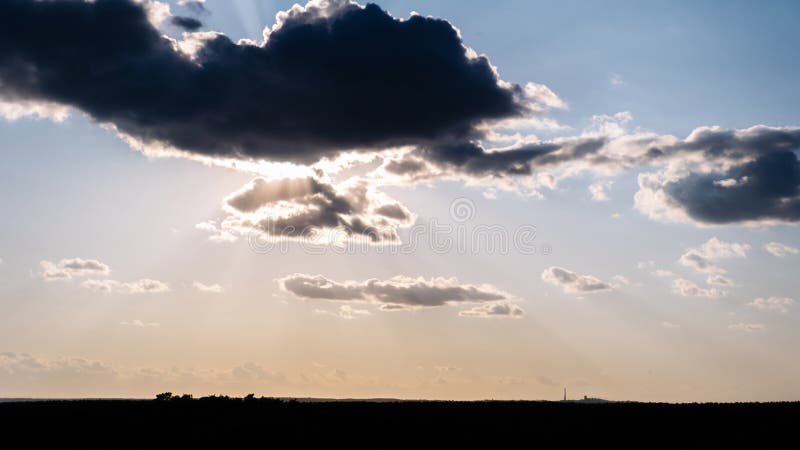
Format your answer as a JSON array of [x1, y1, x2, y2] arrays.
[[154, 392, 287, 404], [1, 395, 797, 447]]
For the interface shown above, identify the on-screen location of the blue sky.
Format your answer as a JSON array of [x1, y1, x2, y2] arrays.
[[0, 0, 799, 400]]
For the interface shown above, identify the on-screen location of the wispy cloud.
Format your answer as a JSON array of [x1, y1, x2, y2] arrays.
[[747, 297, 794, 314], [764, 242, 799, 257]]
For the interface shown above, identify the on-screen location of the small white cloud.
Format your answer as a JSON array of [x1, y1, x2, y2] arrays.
[[651, 269, 676, 278], [706, 274, 733, 286], [313, 305, 372, 320], [588, 180, 614, 201], [608, 72, 625, 87], [541, 267, 613, 294], [728, 322, 765, 332], [195, 220, 238, 243], [637, 261, 655, 270], [678, 237, 750, 275], [672, 278, 723, 298], [612, 275, 630, 286], [82, 279, 120, 293], [82, 278, 170, 294], [124, 279, 170, 294], [661, 321, 681, 329], [121, 319, 160, 328], [459, 300, 524, 318], [747, 297, 794, 314], [193, 281, 224, 294], [713, 176, 749, 188], [764, 242, 799, 257]]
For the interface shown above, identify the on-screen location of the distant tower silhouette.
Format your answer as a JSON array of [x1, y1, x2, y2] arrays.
[[563, 388, 566, 401]]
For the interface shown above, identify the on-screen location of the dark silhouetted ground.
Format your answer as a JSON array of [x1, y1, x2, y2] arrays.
[[1, 395, 796, 447]]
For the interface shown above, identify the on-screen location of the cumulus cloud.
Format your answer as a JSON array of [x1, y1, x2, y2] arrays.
[[279, 273, 521, 317], [541, 266, 613, 294], [678, 237, 750, 275], [39, 258, 111, 281], [0, 0, 550, 163], [764, 242, 799, 257], [82, 278, 170, 294], [206, 176, 414, 243], [671, 278, 723, 299], [747, 297, 794, 314], [193, 281, 224, 294]]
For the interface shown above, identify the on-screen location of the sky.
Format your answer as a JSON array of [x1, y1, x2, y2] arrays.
[[0, 0, 799, 401]]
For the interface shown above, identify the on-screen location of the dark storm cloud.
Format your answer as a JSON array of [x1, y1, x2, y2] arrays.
[[0, 0, 531, 163], [170, 16, 203, 31]]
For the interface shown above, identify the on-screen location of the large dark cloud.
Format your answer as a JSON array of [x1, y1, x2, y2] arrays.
[[0, 0, 531, 162], [634, 126, 800, 225], [663, 151, 800, 224]]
